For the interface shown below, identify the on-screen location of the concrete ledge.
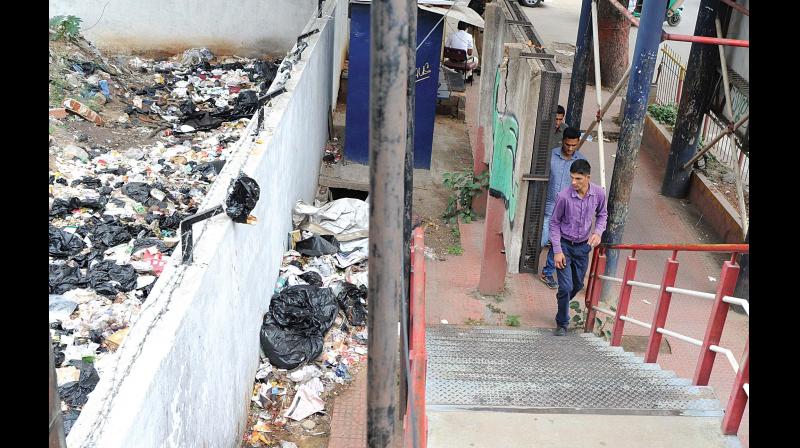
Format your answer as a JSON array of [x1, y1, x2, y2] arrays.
[[641, 115, 745, 243]]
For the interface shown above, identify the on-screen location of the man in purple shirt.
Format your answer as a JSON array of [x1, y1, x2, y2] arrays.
[[549, 159, 608, 336]]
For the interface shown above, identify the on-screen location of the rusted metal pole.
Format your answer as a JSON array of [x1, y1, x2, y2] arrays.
[[714, 17, 747, 236], [661, 32, 749, 47], [368, 0, 408, 445], [601, 0, 668, 297], [720, 0, 749, 16], [732, 228, 749, 307], [49, 332, 67, 448], [595, 0, 631, 88], [400, 0, 417, 433], [603, 0, 640, 27], [661, 0, 722, 198], [565, 0, 593, 129], [679, 113, 749, 169], [575, 65, 631, 152]]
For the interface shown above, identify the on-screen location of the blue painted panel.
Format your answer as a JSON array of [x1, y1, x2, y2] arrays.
[[344, 4, 442, 169]]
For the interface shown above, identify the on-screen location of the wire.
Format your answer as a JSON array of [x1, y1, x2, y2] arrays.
[[417, 6, 454, 50], [83, 0, 112, 32]]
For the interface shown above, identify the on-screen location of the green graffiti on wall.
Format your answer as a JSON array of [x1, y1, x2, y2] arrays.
[[488, 68, 520, 227]]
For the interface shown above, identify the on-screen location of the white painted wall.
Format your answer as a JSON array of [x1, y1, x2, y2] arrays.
[[49, 0, 318, 57], [66, 1, 349, 446]]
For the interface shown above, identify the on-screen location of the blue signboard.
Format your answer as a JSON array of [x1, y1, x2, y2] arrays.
[[345, 3, 443, 169]]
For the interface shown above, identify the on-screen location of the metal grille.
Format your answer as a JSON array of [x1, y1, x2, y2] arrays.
[[519, 65, 561, 273], [654, 45, 686, 107], [426, 326, 723, 415]]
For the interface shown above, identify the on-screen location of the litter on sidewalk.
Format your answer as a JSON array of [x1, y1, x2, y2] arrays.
[[243, 197, 370, 447]]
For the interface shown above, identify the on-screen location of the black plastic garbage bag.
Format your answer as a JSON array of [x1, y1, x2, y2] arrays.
[[225, 175, 260, 223], [181, 111, 224, 132], [62, 409, 81, 436], [86, 260, 137, 295], [58, 361, 100, 408], [260, 285, 339, 369], [260, 315, 324, 370], [337, 282, 368, 327], [49, 227, 86, 257], [70, 247, 105, 269], [159, 212, 186, 230], [299, 271, 323, 287], [296, 234, 340, 256], [90, 224, 132, 248], [79, 177, 102, 189], [195, 160, 226, 180], [132, 237, 170, 253], [229, 90, 259, 119], [49, 197, 81, 217], [49, 264, 87, 294], [269, 285, 338, 334], [49, 196, 108, 214], [121, 182, 152, 204]]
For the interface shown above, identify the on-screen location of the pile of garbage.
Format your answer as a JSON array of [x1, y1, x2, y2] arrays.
[[49, 32, 282, 436], [243, 198, 369, 447]]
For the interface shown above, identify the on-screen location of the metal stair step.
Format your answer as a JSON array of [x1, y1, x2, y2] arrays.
[[425, 326, 721, 414]]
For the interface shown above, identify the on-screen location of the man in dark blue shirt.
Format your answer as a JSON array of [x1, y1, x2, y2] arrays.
[[540, 127, 586, 289]]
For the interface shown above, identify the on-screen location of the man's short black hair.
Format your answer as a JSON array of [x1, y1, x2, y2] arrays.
[[563, 127, 581, 140], [458, 21, 469, 31], [556, 105, 565, 115], [570, 159, 591, 175]]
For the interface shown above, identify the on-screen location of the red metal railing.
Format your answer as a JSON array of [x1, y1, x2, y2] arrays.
[[404, 227, 428, 448], [584, 243, 749, 435], [602, 0, 750, 47]]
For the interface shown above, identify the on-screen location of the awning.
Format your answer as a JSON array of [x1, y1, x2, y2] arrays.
[[418, 3, 485, 29], [350, 1, 484, 29]]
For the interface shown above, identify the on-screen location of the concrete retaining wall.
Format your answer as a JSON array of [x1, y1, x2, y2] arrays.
[[641, 115, 745, 244], [49, 0, 317, 57], [66, 1, 349, 446]]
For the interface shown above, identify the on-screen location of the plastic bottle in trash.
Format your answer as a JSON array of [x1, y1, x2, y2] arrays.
[[99, 80, 110, 98]]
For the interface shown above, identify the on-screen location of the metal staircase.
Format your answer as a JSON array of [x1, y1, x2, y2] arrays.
[[426, 325, 722, 416]]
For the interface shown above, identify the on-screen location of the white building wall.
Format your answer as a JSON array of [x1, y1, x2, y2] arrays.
[[49, 0, 318, 57]]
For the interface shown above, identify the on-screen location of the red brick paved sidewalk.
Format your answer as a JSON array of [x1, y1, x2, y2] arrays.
[[327, 365, 367, 448]]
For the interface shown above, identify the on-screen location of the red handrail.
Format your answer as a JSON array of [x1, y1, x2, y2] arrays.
[[405, 227, 427, 448], [585, 243, 749, 436], [600, 243, 749, 253]]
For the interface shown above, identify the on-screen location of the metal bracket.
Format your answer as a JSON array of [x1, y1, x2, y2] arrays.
[[522, 174, 549, 182], [297, 29, 320, 45], [520, 52, 555, 60], [180, 205, 225, 264], [258, 86, 288, 106]]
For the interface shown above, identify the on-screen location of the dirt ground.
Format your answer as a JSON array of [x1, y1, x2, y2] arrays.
[[412, 114, 475, 260], [241, 362, 366, 448], [696, 153, 749, 216]]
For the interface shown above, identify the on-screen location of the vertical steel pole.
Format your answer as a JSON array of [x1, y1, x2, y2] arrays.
[[600, 0, 668, 296], [661, 0, 722, 197], [566, 0, 593, 129], [368, 0, 409, 445], [49, 333, 67, 448], [400, 0, 417, 433]]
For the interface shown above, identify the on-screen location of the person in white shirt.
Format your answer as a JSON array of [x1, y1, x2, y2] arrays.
[[445, 21, 479, 79]]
